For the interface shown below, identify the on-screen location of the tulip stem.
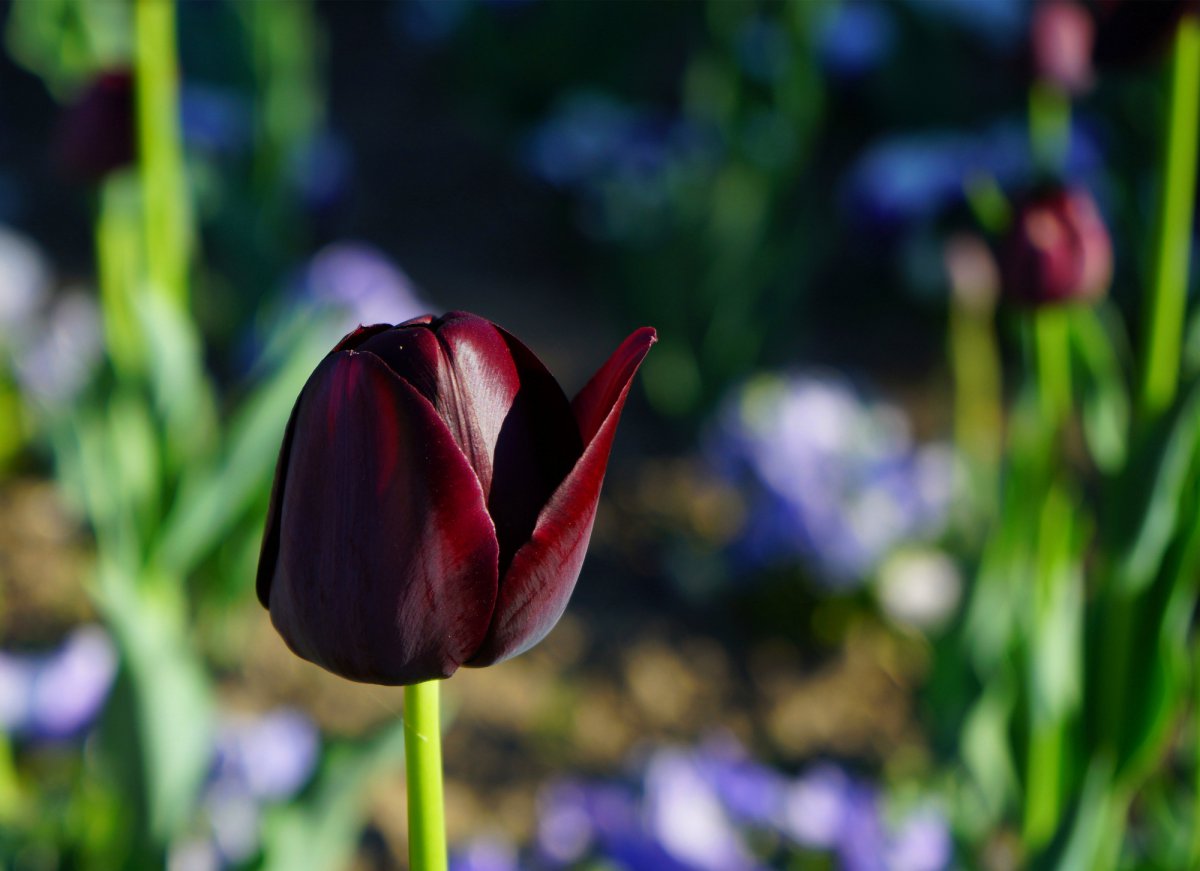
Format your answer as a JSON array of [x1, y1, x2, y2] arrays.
[[404, 680, 447, 871], [1034, 307, 1072, 431], [134, 0, 190, 307], [1140, 14, 1200, 421]]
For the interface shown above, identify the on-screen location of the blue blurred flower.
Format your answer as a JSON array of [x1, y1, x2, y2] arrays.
[[394, 0, 471, 44], [180, 85, 254, 157], [707, 372, 953, 586], [288, 131, 353, 215], [0, 626, 117, 740], [524, 93, 717, 240], [816, 2, 897, 81], [843, 120, 1103, 233], [901, 0, 1027, 48], [535, 745, 950, 870]]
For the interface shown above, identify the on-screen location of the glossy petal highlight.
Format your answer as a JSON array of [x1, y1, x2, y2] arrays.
[[265, 351, 499, 684], [469, 327, 657, 666]]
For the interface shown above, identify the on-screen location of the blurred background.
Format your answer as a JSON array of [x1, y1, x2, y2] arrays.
[[1, 0, 1199, 869]]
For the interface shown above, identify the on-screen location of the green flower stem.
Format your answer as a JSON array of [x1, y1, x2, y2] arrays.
[[948, 281, 1002, 525], [1140, 15, 1200, 420], [404, 680, 448, 871], [1029, 80, 1071, 172], [134, 0, 190, 307], [96, 176, 144, 375], [1034, 307, 1072, 431]]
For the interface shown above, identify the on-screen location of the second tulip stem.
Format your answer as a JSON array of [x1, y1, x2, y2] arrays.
[[404, 680, 448, 871]]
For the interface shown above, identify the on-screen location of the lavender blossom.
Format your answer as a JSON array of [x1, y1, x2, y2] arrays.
[[200, 708, 320, 864], [0, 226, 49, 341], [13, 290, 104, 408], [302, 242, 428, 331], [643, 748, 759, 871], [783, 764, 951, 871], [783, 763, 853, 849], [210, 708, 319, 802], [693, 735, 788, 827], [708, 372, 952, 586], [0, 626, 117, 740], [450, 837, 523, 871]]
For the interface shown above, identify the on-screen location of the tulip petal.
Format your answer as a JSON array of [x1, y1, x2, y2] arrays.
[[263, 350, 499, 685], [571, 326, 660, 445], [256, 400, 301, 608], [360, 313, 581, 573], [468, 326, 656, 667], [488, 324, 582, 575]]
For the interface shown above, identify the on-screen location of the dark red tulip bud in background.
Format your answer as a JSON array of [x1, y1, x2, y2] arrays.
[[256, 312, 656, 685], [1093, 0, 1199, 67], [1000, 186, 1112, 307], [1031, 0, 1095, 94], [56, 70, 136, 183]]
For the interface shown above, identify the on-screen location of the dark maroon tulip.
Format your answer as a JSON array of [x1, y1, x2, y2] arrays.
[[1000, 186, 1112, 307], [1031, 0, 1095, 94], [56, 70, 136, 183], [256, 312, 656, 685]]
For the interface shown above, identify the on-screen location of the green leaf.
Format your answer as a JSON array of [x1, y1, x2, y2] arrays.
[[96, 565, 213, 846], [1108, 384, 1200, 595], [1069, 307, 1130, 473]]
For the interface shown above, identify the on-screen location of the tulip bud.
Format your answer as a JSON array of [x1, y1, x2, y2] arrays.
[[55, 70, 136, 183], [1030, 0, 1095, 94], [1000, 186, 1112, 307], [257, 312, 656, 685]]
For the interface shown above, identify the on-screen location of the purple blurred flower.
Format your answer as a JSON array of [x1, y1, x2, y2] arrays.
[[836, 785, 889, 871], [302, 241, 428, 330], [211, 708, 319, 802], [887, 807, 954, 871], [693, 735, 788, 827], [0, 626, 117, 740], [707, 372, 952, 586], [816, 2, 897, 81], [450, 838, 523, 871], [13, 290, 104, 408], [0, 225, 50, 339], [537, 780, 603, 864], [783, 763, 853, 848], [643, 748, 759, 871], [200, 708, 319, 864], [783, 764, 951, 871]]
